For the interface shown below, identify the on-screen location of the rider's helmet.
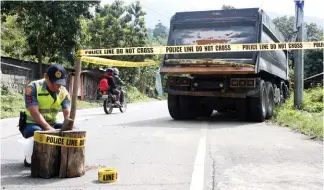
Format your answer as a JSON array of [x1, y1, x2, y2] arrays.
[[112, 68, 119, 76], [105, 68, 114, 77]]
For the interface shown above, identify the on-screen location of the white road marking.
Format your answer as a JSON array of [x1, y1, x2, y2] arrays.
[[190, 128, 207, 190]]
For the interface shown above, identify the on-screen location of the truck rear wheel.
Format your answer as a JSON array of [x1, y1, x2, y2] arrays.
[[282, 83, 290, 102], [265, 82, 275, 119], [178, 96, 198, 119], [168, 94, 181, 120], [248, 80, 267, 122], [167, 95, 198, 120], [236, 99, 248, 121], [197, 106, 213, 117]]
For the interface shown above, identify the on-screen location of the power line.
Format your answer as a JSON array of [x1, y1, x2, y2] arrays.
[[141, 3, 170, 23], [304, 72, 324, 81]]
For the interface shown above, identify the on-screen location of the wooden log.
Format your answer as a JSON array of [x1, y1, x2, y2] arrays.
[[31, 131, 61, 178], [69, 57, 81, 122], [61, 58, 81, 131], [61, 117, 74, 132], [59, 130, 86, 178]]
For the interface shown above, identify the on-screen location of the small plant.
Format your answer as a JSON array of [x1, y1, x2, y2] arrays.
[[273, 86, 323, 140]]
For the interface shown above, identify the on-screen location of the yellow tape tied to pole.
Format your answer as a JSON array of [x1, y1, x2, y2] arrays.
[[98, 168, 118, 183], [33, 131, 86, 148], [78, 41, 324, 56]]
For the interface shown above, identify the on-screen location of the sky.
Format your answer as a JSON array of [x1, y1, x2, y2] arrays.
[[99, 0, 324, 28]]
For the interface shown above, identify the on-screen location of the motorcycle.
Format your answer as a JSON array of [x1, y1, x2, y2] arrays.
[[101, 87, 127, 114]]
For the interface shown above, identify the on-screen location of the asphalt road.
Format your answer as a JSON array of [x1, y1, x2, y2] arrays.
[[1, 100, 323, 190]]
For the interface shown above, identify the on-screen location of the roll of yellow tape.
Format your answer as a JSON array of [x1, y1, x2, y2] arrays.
[[98, 168, 118, 183]]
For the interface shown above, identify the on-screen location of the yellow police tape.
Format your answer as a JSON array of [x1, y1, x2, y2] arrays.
[[98, 168, 118, 183], [78, 41, 324, 56], [81, 56, 157, 67], [33, 131, 86, 148]]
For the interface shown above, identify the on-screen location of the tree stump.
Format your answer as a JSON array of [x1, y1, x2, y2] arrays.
[[59, 130, 86, 178], [31, 131, 61, 178]]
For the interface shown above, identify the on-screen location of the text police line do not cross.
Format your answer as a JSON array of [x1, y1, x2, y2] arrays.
[[78, 41, 324, 56], [34, 132, 86, 148]]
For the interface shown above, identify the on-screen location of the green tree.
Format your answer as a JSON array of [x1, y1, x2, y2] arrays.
[[1, 15, 31, 60], [153, 20, 168, 38], [273, 16, 323, 80], [123, 0, 151, 92], [305, 23, 323, 42], [1, 1, 99, 78], [80, 0, 157, 93], [273, 16, 295, 41], [273, 16, 323, 42], [304, 50, 323, 78]]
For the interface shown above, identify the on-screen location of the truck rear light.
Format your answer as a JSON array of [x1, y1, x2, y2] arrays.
[[168, 78, 175, 84], [247, 79, 255, 86], [231, 79, 238, 86], [168, 77, 190, 86], [239, 80, 246, 86], [230, 78, 255, 88]]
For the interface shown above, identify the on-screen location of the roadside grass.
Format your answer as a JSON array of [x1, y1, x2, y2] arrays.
[[125, 85, 157, 103], [1, 85, 160, 119], [273, 86, 323, 140]]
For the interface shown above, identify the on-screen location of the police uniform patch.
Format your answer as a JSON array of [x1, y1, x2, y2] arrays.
[[55, 70, 62, 78], [59, 92, 64, 99], [26, 86, 33, 96], [26, 96, 32, 103]]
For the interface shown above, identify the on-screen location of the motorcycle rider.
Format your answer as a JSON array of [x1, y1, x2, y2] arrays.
[[105, 68, 121, 105], [112, 68, 125, 104]]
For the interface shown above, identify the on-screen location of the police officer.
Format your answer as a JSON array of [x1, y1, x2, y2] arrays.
[[23, 64, 71, 166]]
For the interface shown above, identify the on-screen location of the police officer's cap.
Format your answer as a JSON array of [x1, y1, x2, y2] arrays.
[[47, 64, 67, 85]]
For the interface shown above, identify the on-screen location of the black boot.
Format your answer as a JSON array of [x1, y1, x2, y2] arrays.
[[24, 158, 31, 167]]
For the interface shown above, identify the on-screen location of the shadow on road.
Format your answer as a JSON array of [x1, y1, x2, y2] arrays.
[[109, 111, 260, 129], [0, 161, 70, 186]]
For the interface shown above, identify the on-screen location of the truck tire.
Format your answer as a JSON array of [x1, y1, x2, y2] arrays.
[[235, 99, 248, 121], [167, 94, 182, 120], [216, 108, 228, 113], [198, 106, 213, 117], [275, 83, 282, 106], [248, 80, 267, 122], [283, 83, 290, 101], [178, 96, 198, 119], [265, 82, 274, 119]]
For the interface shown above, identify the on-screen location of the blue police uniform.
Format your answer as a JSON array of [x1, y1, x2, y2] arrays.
[[23, 64, 71, 138]]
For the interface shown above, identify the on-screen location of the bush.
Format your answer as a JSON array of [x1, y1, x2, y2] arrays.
[[1, 87, 25, 118], [125, 85, 155, 103], [273, 86, 323, 140]]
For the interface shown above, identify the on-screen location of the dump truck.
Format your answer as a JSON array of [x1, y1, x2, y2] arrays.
[[160, 8, 290, 122]]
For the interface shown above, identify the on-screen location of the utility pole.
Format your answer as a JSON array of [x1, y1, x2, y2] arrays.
[[293, 0, 305, 108]]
